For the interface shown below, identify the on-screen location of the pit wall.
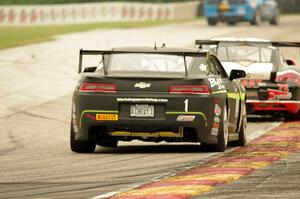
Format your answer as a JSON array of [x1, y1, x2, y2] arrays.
[[0, 1, 200, 26]]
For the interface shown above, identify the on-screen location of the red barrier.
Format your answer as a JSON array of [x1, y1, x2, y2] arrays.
[[8, 9, 15, 23], [30, 9, 38, 22], [0, 9, 5, 22], [20, 9, 27, 23]]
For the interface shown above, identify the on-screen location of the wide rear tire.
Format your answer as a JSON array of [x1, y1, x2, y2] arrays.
[[235, 105, 248, 146], [250, 9, 261, 26], [270, 10, 279, 25], [207, 18, 217, 26], [70, 125, 96, 153]]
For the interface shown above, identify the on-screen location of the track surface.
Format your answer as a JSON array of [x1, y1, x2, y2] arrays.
[[0, 16, 299, 199]]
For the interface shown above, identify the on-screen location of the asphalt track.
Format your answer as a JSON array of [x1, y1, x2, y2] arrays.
[[0, 16, 300, 199]]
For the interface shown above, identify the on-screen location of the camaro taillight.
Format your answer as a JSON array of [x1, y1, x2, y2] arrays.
[[79, 83, 117, 93], [169, 85, 211, 94]]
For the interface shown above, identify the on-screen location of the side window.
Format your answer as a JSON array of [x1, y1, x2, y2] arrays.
[[207, 59, 217, 76], [208, 56, 226, 77]]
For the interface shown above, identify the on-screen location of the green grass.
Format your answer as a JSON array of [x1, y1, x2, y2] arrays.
[[0, 20, 187, 50]]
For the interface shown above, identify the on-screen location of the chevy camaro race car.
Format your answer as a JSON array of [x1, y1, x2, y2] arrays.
[[196, 38, 300, 119], [71, 47, 247, 153]]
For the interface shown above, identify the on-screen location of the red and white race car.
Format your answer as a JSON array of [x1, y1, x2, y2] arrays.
[[196, 38, 300, 119]]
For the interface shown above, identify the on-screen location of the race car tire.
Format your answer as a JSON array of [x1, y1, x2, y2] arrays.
[[98, 140, 118, 148], [284, 112, 300, 121], [235, 105, 248, 146], [250, 9, 261, 26], [270, 10, 279, 25], [214, 105, 229, 152], [70, 125, 96, 153], [207, 18, 217, 26]]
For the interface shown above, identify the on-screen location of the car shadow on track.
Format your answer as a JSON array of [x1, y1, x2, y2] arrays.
[[247, 115, 285, 123], [93, 144, 218, 154]]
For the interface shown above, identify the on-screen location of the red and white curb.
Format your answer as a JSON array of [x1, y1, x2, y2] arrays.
[[0, 1, 200, 25], [91, 122, 297, 199]]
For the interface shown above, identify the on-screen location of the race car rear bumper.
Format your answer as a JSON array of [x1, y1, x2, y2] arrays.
[[246, 100, 300, 114], [75, 109, 216, 144]]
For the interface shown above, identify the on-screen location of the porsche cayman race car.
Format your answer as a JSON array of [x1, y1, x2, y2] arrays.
[[70, 47, 247, 153], [196, 38, 300, 119]]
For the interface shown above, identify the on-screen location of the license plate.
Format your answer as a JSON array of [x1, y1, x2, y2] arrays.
[[96, 114, 118, 121], [130, 104, 154, 118], [247, 91, 258, 98]]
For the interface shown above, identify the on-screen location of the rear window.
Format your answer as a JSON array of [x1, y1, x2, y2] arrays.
[[218, 45, 273, 63], [105, 53, 208, 77]]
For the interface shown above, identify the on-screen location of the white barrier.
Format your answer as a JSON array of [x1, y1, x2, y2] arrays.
[[0, 1, 200, 26]]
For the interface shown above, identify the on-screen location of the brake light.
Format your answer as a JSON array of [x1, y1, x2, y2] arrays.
[[79, 83, 117, 93], [169, 85, 211, 94]]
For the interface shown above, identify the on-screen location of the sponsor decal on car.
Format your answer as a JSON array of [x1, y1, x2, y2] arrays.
[[211, 104, 222, 136], [208, 78, 226, 90], [214, 116, 220, 123], [117, 98, 168, 103], [134, 82, 151, 89], [176, 115, 196, 122], [96, 114, 118, 121], [214, 104, 222, 117]]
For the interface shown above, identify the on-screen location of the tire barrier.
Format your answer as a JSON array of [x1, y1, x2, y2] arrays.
[[0, 1, 200, 25]]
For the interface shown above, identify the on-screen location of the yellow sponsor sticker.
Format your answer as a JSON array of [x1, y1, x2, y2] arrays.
[[96, 114, 118, 121]]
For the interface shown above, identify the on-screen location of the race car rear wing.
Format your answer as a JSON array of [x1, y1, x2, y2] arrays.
[[78, 49, 208, 74], [195, 40, 300, 48], [195, 40, 300, 81]]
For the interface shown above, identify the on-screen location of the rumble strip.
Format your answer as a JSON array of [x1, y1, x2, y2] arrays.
[[96, 121, 300, 199]]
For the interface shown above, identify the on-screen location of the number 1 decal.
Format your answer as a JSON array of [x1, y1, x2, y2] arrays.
[[184, 99, 189, 112]]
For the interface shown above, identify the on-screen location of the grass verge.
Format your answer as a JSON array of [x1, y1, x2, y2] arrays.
[[0, 20, 189, 50]]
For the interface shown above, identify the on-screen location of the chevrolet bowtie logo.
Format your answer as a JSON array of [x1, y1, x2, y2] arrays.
[[134, 82, 151, 89]]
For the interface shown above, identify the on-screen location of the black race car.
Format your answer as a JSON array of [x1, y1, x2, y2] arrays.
[[196, 38, 300, 119], [71, 47, 247, 153]]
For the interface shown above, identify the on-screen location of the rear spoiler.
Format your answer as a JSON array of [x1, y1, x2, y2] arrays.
[[195, 40, 300, 48], [78, 49, 111, 74], [78, 49, 207, 74]]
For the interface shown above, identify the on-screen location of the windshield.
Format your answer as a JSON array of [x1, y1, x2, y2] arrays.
[[217, 45, 273, 63], [105, 53, 208, 77]]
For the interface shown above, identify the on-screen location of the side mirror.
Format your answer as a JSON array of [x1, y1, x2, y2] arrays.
[[83, 66, 97, 73], [286, 59, 296, 66], [229, 69, 246, 81]]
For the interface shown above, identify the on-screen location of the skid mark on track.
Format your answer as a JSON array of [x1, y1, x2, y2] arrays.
[[101, 121, 300, 199]]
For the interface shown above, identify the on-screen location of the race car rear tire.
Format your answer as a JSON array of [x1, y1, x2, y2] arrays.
[[207, 18, 217, 26], [70, 125, 96, 153], [250, 9, 261, 25], [270, 10, 279, 25], [284, 112, 300, 121], [234, 105, 248, 146], [214, 105, 229, 152]]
